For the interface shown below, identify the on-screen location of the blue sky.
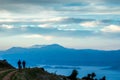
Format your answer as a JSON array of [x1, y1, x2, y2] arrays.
[[0, 0, 120, 50]]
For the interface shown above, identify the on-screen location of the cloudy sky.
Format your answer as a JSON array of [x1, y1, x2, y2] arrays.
[[0, 0, 120, 50]]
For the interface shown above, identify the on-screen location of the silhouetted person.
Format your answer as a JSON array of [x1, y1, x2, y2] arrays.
[[18, 60, 22, 70], [22, 60, 26, 69], [68, 69, 78, 80]]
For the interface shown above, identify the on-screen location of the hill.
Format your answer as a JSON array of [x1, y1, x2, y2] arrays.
[[4, 68, 71, 80], [0, 44, 120, 68], [0, 60, 15, 70], [0, 60, 81, 80]]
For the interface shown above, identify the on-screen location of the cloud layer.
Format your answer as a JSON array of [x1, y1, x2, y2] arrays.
[[0, 0, 120, 18], [0, 0, 120, 50]]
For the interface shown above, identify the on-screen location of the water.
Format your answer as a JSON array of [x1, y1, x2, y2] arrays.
[[39, 65, 120, 80]]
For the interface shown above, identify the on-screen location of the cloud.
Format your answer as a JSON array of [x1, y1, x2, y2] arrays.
[[0, 26, 98, 38], [0, 24, 14, 29], [38, 24, 54, 28], [101, 25, 120, 33], [0, 0, 86, 5], [4, 17, 92, 25], [0, 16, 120, 39], [23, 34, 53, 40], [80, 21, 101, 28], [0, 0, 120, 50], [0, 10, 12, 18], [41, 17, 96, 26], [103, 0, 120, 4], [0, 0, 120, 19], [0, 17, 119, 26]]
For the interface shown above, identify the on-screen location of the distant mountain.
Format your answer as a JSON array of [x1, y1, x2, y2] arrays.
[[29, 44, 47, 48], [0, 44, 120, 68]]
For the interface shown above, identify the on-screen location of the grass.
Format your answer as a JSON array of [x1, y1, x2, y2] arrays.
[[11, 68, 48, 80], [12, 71, 26, 80], [0, 68, 65, 80]]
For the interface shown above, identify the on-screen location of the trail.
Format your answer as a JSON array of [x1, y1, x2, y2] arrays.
[[0, 69, 12, 74], [2, 70, 17, 80]]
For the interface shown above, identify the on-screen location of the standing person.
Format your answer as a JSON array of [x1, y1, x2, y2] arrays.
[[22, 60, 26, 69], [18, 60, 22, 70]]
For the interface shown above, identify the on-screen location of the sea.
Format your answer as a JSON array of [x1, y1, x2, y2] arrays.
[[38, 65, 120, 80]]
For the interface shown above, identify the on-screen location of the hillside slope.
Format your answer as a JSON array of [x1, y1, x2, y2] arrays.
[[0, 60, 15, 70], [0, 60, 81, 80]]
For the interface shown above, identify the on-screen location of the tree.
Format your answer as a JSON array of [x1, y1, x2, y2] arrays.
[[68, 69, 78, 80], [91, 72, 96, 79]]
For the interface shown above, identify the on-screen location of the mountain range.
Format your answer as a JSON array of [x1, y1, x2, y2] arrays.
[[0, 44, 120, 68]]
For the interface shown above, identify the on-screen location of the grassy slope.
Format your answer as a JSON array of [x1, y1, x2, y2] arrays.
[[0, 60, 70, 80], [12, 68, 66, 80]]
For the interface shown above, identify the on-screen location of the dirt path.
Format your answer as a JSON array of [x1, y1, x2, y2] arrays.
[[0, 69, 13, 74], [2, 70, 17, 80]]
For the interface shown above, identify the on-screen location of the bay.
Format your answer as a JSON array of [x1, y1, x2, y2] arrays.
[[39, 65, 120, 80]]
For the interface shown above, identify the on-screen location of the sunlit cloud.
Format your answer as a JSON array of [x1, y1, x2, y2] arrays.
[[38, 24, 53, 28], [23, 34, 53, 40], [80, 21, 101, 28], [101, 25, 120, 33], [0, 24, 14, 29], [58, 28, 79, 31]]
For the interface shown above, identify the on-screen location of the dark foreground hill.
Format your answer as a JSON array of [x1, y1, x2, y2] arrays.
[[0, 60, 15, 70], [0, 44, 120, 68]]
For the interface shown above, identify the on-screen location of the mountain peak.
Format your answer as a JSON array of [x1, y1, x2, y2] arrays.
[[29, 44, 64, 49], [5, 47, 28, 54], [48, 44, 63, 47], [30, 45, 47, 48], [7, 47, 24, 51], [42, 44, 65, 49]]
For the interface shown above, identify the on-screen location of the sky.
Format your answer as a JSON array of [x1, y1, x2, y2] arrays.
[[0, 0, 120, 50]]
